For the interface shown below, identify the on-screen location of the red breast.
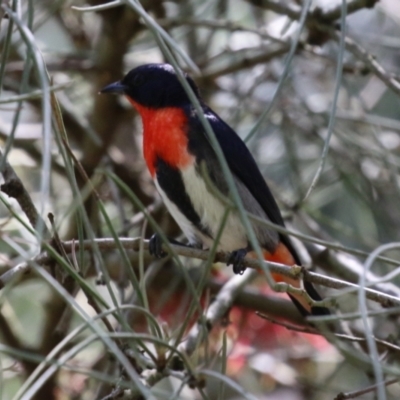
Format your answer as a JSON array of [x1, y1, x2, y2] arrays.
[[127, 98, 194, 176]]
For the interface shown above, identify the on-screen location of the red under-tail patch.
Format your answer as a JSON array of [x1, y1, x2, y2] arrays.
[[263, 243, 298, 284], [263, 242, 295, 268], [127, 98, 194, 176], [248, 243, 297, 281], [249, 243, 311, 314]]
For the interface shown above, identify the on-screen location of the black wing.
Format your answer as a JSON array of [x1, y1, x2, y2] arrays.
[[195, 106, 302, 265]]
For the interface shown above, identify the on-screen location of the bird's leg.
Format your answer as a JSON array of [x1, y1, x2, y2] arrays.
[[227, 248, 249, 275], [149, 233, 197, 258]]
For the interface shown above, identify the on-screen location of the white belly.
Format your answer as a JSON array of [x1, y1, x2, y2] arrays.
[[155, 164, 248, 251]]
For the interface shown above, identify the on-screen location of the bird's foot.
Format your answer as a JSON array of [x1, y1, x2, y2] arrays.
[[227, 248, 248, 275], [149, 233, 192, 258], [149, 233, 168, 258]]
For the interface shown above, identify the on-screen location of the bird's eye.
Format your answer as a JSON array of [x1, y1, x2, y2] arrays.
[[132, 74, 144, 86]]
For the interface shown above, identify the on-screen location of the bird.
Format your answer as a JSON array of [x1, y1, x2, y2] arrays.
[[101, 63, 329, 317]]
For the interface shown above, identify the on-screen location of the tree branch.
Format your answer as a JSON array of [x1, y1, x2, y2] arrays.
[[2, 237, 400, 310], [306, 242, 400, 299], [0, 149, 51, 238], [248, 0, 378, 22]]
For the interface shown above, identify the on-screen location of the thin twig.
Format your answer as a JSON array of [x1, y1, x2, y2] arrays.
[[247, 0, 378, 22], [337, 32, 400, 97], [179, 269, 257, 356], [48, 213, 117, 340], [0, 82, 70, 104], [256, 312, 319, 334], [257, 312, 400, 355], [157, 17, 286, 44], [306, 243, 400, 299], [334, 378, 400, 400], [202, 44, 290, 80], [0, 149, 51, 238]]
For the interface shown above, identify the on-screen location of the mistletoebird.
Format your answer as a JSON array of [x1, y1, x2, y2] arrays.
[[101, 63, 329, 317]]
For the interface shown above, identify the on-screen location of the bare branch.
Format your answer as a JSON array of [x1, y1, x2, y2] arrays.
[[337, 32, 400, 97], [334, 378, 400, 400], [2, 237, 400, 310], [202, 44, 290, 80], [257, 313, 400, 356], [306, 243, 400, 299], [248, 0, 378, 22]]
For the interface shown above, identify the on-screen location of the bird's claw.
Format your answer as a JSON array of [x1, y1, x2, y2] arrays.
[[228, 248, 248, 275], [149, 233, 168, 258]]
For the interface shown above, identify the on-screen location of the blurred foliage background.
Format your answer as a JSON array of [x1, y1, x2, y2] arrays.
[[1, 0, 400, 399]]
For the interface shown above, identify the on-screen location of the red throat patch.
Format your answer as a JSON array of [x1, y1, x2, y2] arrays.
[[127, 97, 194, 176]]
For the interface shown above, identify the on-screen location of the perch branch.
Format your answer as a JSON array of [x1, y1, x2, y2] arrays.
[[1, 238, 400, 310]]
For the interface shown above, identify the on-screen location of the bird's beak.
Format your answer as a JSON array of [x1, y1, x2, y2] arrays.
[[100, 81, 126, 94]]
